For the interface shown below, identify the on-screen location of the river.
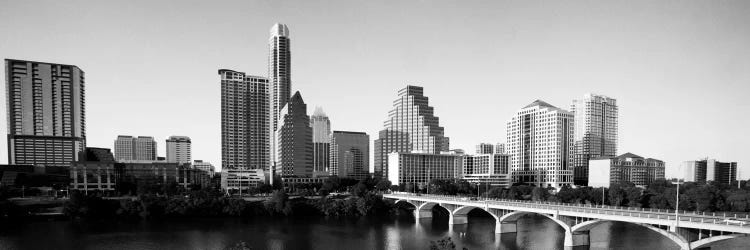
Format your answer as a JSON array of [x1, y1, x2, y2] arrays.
[[1, 211, 748, 249]]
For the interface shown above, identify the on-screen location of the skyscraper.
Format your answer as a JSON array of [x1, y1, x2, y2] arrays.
[[5, 59, 86, 166], [374, 85, 450, 179], [219, 69, 270, 170], [506, 100, 574, 188], [571, 94, 618, 186], [114, 135, 157, 162], [275, 91, 313, 177], [166, 136, 192, 164], [269, 23, 291, 167], [330, 131, 369, 179], [310, 107, 331, 173]]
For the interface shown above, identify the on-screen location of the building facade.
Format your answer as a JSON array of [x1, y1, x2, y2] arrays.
[[588, 153, 665, 188], [114, 135, 157, 162], [475, 143, 495, 154], [330, 131, 370, 180], [219, 69, 270, 170], [571, 94, 618, 186], [374, 85, 450, 179], [462, 153, 511, 187], [387, 152, 463, 189], [221, 169, 267, 195], [310, 107, 331, 174], [5, 59, 86, 166], [275, 91, 313, 177], [506, 100, 574, 188], [166, 136, 191, 164], [192, 160, 215, 176], [683, 159, 737, 185], [269, 23, 292, 167]]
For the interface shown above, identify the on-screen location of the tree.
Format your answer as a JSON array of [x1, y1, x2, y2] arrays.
[[531, 187, 548, 201], [351, 182, 368, 197], [375, 179, 392, 191]]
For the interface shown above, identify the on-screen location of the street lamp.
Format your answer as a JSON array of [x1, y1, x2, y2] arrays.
[[672, 178, 684, 228]]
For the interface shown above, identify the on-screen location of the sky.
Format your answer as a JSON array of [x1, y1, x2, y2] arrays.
[[1, 0, 749, 178]]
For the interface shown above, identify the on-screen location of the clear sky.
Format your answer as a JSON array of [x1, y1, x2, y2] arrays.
[[1, 0, 749, 178]]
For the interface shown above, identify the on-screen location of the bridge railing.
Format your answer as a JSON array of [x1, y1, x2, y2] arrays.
[[387, 192, 750, 228]]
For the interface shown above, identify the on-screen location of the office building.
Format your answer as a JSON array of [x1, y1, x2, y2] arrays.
[[114, 135, 157, 162], [387, 152, 462, 188], [70, 148, 117, 194], [166, 136, 191, 164], [374, 85, 450, 179], [219, 69, 270, 170], [192, 160, 215, 176], [5, 59, 86, 166], [330, 131, 370, 179], [269, 23, 292, 167], [506, 100, 574, 188], [476, 143, 495, 154], [571, 94, 618, 186], [462, 153, 511, 187], [495, 143, 505, 154], [683, 159, 737, 185], [221, 169, 267, 195], [275, 91, 313, 177], [310, 107, 331, 174], [588, 153, 665, 188]]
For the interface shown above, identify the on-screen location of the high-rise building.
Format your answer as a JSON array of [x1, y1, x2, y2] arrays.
[[166, 136, 191, 164], [571, 94, 618, 186], [330, 131, 370, 179], [5, 59, 86, 166], [219, 69, 270, 170], [310, 107, 331, 173], [683, 159, 737, 185], [475, 143, 495, 154], [495, 143, 505, 154], [506, 100, 574, 188], [374, 85, 450, 179], [269, 23, 292, 167], [387, 152, 463, 188], [275, 91, 313, 177], [114, 135, 157, 162], [588, 153, 665, 188]]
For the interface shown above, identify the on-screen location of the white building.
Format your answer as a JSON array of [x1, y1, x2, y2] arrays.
[[589, 153, 664, 188], [506, 100, 574, 188], [221, 169, 267, 194], [114, 135, 157, 162], [462, 154, 511, 187], [192, 160, 215, 176], [387, 152, 463, 189], [166, 136, 191, 164], [571, 94, 618, 186]]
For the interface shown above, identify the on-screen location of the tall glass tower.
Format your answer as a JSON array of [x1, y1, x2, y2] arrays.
[[275, 91, 313, 177], [268, 23, 291, 168], [310, 107, 331, 173], [374, 85, 449, 179], [571, 94, 618, 186]]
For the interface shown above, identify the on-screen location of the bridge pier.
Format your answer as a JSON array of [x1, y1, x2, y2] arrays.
[[564, 231, 590, 249], [496, 221, 517, 234]]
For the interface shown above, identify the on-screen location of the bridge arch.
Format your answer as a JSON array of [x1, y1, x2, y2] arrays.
[[499, 211, 570, 232], [571, 220, 689, 250], [452, 206, 499, 221], [690, 234, 748, 249], [393, 199, 417, 209]]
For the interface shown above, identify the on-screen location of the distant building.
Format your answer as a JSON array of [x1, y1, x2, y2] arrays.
[[310, 107, 331, 174], [114, 135, 157, 162], [330, 131, 370, 180], [374, 86, 450, 179], [683, 159, 737, 185], [166, 136, 191, 164], [387, 152, 463, 189], [221, 169, 266, 195], [588, 153, 665, 188], [275, 91, 313, 177], [475, 143, 495, 154], [192, 160, 215, 176], [462, 154, 511, 187], [507, 100, 574, 188], [219, 69, 270, 170], [495, 143, 505, 154], [571, 94, 618, 186], [5, 59, 86, 166]]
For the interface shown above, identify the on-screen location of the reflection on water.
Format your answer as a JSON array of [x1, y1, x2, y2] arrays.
[[1, 210, 749, 250]]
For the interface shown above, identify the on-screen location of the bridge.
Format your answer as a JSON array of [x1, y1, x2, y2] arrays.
[[384, 192, 750, 250]]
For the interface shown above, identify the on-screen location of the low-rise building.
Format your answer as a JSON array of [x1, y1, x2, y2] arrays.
[[588, 153, 665, 188], [387, 152, 463, 189], [462, 154, 511, 187], [221, 169, 267, 194]]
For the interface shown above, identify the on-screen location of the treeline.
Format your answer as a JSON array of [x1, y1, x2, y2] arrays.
[[419, 179, 750, 213]]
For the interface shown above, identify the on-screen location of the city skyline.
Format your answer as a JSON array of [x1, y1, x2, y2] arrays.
[[1, 1, 749, 179]]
